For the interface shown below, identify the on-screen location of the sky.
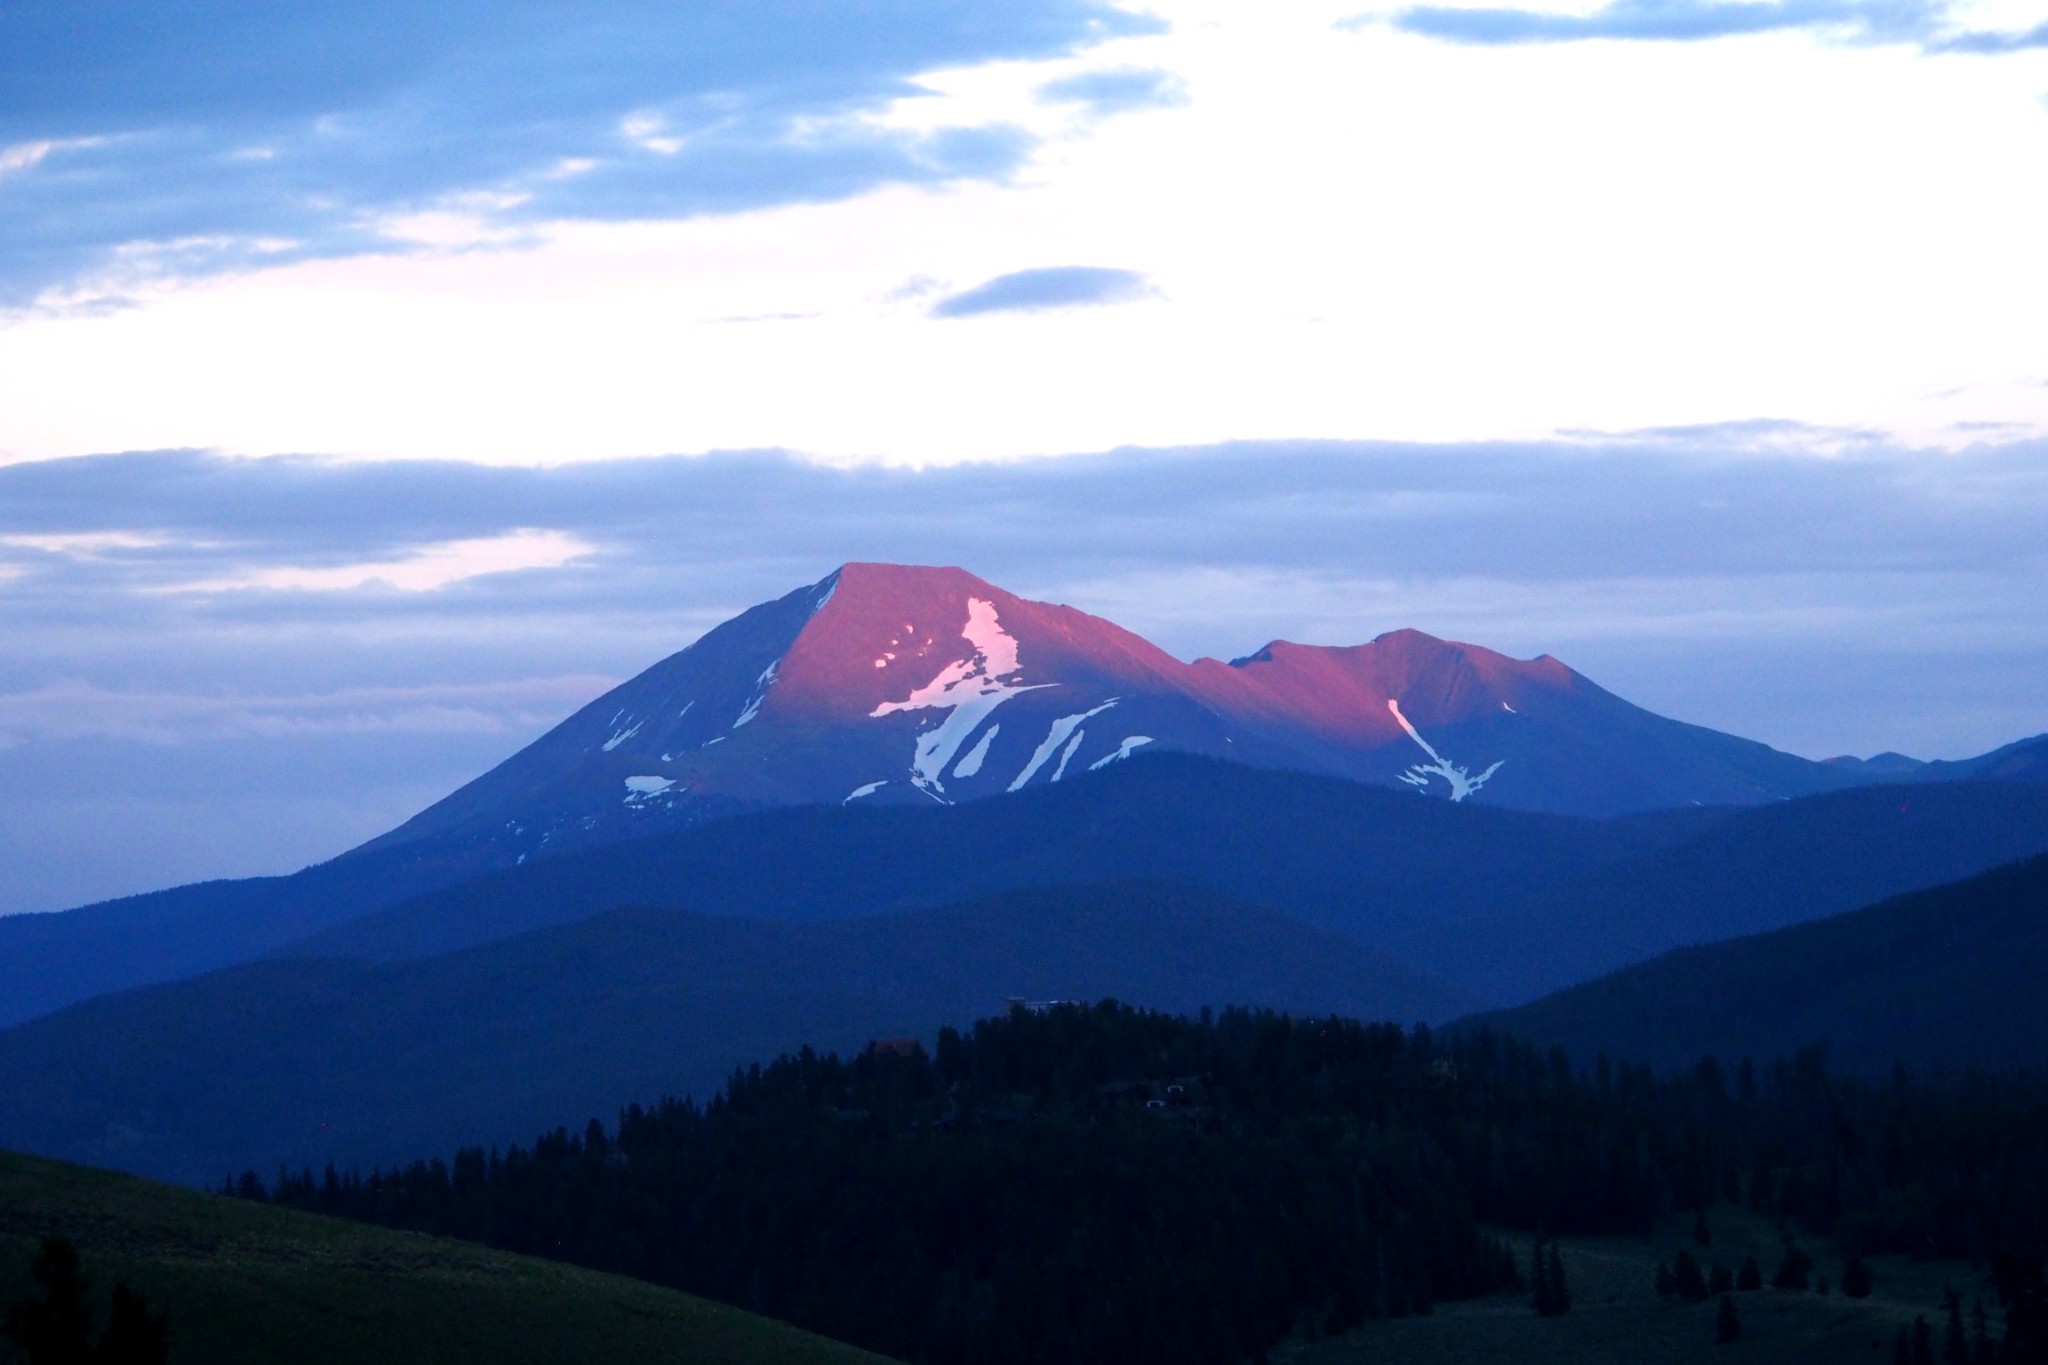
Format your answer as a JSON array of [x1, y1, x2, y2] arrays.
[[2, 0, 2047, 913]]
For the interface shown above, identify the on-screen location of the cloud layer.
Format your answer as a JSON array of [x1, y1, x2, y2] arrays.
[[4, 436, 2047, 912], [1387, 0, 2048, 51], [0, 0, 1155, 303]]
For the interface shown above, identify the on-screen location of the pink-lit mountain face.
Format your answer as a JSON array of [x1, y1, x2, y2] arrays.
[[362, 563, 1871, 870]]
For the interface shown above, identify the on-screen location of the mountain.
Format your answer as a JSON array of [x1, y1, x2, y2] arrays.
[[9, 753, 2048, 1033], [0, 1148, 893, 1365], [289, 758, 2048, 1008], [5, 560, 2044, 1032], [0, 837, 517, 1032], [287, 755, 1649, 967], [0, 883, 1453, 1185], [1387, 779, 2048, 1003], [355, 561, 1907, 880], [1463, 854, 2048, 1075]]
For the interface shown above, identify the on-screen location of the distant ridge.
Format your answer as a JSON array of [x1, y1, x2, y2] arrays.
[[3, 562, 2044, 1031], [1461, 853, 2048, 1074]]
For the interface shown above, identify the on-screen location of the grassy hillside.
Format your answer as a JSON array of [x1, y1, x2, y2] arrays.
[[0, 1147, 893, 1365], [1295, 1208, 1996, 1365], [1466, 853, 2048, 1073]]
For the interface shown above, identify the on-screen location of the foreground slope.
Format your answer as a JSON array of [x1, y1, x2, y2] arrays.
[[1465, 854, 2048, 1073], [0, 883, 1452, 1184], [0, 1148, 892, 1365]]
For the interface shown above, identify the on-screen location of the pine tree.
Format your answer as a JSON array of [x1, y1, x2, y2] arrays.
[[1738, 1254, 1763, 1291], [1843, 1254, 1876, 1299], [1716, 1294, 1741, 1344], [1773, 1245, 1814, 1292], [1530, 1239, 1569, 1318], [1944, 1289, 1968, 1365], [1694, 1207, 1712, 1248], [4, 1237, 95, 1365], [95, 1284, 168, 1365], [1971, 1298, 1992, 1365], [1673, 1250, 1709, 1305], [1894, 1326, 1912, 1365], [1912, 1314, 1934, 1365], [1657, 1261, 1675, 1298], [1710, 1261, 1733, 1295]]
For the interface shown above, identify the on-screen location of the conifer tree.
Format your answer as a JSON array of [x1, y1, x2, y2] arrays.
[[1710, 1261, 1733, 1295], [96, 1284, 168, 1365], [1695, 1207, 1712, 1247], [1843, 1254, 1875, 1299], [1716, 1294, 1741, 1344], [4, 1237, 95, 1365], [1673, 1249, 1709, 1305], [1656, 1261, 1675, 1298], [1773, 1245, 1814, 1291], [1530, 1238, 1569, 1318], [1738, 1255, 1763, 1292], [1945, 1289, 1968, 1365], [1912, 1314, 1934, 1365]]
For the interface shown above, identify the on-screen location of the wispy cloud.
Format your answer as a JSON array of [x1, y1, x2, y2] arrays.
[[1383, 0, 2048, 52], [163, 528, 593, 595], [0, 0, 1158, 305], [1036, 67, 1190, 116], [931, 265, 1156, 317]]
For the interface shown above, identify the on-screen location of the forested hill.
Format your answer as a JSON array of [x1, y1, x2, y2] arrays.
[[1466, 852, 2048, 1074], [239, 1004, 2048, 1365]]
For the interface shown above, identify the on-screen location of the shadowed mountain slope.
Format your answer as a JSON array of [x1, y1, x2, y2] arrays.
[[297, 759, 2048, 1009], [0, 884, 1452, 1185], [8, 561, 2044, 1033], [1463, 854, 2048, 1075]]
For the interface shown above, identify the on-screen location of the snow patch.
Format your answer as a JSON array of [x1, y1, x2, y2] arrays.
[[1501, 702, 1517, 714], [844, 780, 888, 803], [1088, 735, 1154, 770], [1387, 699, 1503, 802], [1050, 729, 1089, 782], [871, 598, 1051, 799], [733, 661, 779, 728], [953, 724, 1000, 778], [602, 720, 643, 752], [623, 775, 678, 805], [1009, 700, 1119, 791], [810, 571, 840, 614]]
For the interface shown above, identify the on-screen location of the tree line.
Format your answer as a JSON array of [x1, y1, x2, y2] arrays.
[[232, 1004, 2048, 1365]]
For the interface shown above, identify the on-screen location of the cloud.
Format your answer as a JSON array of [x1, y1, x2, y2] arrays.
[[1384, 0, 2045, 52], [930, 265, 1156, 317], [164, 528, 594, 594], [1036, 67, 1190, 116], [0, 0, 1158, 305]]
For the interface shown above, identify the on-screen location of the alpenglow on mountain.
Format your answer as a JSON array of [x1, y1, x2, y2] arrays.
[[358, 562, 1891, 874]]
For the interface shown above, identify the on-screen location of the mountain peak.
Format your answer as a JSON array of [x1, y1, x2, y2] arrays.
[[359, 562, 1882, 871]]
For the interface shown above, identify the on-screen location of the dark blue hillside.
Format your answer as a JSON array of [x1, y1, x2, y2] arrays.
[[290, 753, 1652, 964], [1464, 853, 2048, 1074], [0, 883, 1454, 1185]]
